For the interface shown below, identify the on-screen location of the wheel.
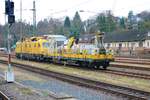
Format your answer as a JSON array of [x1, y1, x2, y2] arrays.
[[87, 63, 96, 69], [102, 65, 107, 70], [16, 55, 20, 59], [78, 62, 86, 67], [63, 61, 67, 66]]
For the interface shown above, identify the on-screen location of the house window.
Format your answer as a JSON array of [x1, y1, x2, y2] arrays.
[[107, 43, 110, 48], [147, 42, 149, 47], [139, 42, 143, 47], [119, 43, 122, 50]]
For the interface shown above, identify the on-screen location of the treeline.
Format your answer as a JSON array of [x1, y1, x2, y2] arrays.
[[0, 10, 150, 47], [87, 10, 150, 33]]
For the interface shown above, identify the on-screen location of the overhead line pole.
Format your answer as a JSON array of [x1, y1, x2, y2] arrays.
[[32, 0, 36, 35], [20, 0, 23, 59]]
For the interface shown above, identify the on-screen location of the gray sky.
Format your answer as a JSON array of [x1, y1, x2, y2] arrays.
[[0, 0, 150, 25]]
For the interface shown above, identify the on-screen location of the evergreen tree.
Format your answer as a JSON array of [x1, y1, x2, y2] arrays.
[[137, 11, 150, 31], [64, 16, 71, 37], [96, 11, 116, 32], [120, 17, 126, 29], [138, 20, 150, 32], [72, 11, 84, 38], [64, 16, 71, 28], [127, 11, 137, 30], [96, 14, 107, 32], [106, 11, 116, 32]]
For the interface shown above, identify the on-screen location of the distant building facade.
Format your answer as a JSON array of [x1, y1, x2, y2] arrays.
[[104, 31, 150, 54], [79, 31, 150, 55]]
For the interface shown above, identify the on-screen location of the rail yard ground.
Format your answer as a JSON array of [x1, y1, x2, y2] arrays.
[[1, 57, 150, 91], [0, 56, 150, 100], [0, 72, 54, 100], [0, 63, 77, 100], [0, 63, 123, 100]]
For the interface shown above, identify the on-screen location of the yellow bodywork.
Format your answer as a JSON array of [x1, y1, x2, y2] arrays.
[[15, 36, 114, 66], [15, 37, 49, 56]]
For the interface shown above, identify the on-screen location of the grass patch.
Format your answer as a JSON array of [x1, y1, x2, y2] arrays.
[[41, 91, 50, 97], [19, 87, 33, 95], [12, 86, 34, 95]]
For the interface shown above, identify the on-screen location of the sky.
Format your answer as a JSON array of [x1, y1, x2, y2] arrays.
[[0, 0, 150, 25]]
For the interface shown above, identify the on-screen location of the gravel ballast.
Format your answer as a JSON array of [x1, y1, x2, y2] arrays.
[[0, 77, 54, 100], [0, 63, 123, 100]]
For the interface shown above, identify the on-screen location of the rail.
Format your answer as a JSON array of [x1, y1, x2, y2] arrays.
[[0, 91, 10, 100]]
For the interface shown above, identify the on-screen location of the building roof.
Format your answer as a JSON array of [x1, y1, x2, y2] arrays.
[[44, 35, 66, 38], [79, 31, 150, 43], [104, 31, 148, 43]]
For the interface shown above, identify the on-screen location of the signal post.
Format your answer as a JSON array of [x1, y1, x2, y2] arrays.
[[5, 0, 15, 82]]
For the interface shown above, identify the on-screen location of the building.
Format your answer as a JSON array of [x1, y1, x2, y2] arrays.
[[79, 31, 150, 55], [104, 31, 150, 54]]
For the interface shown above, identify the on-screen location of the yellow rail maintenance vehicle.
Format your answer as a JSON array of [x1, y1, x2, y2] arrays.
[[15, 32, 114, 69]]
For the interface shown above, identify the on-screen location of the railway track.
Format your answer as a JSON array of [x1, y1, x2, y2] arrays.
[[115, 58, 150, 62], [115, 55, 150, 60], [0, 60, 150, 99], [103, 69, 150, 80], [110, 63, 150, 71], [0, 91, 10, 100], [115, 60, 150, 65], [62, 62, 150, 80], [115, 56, 150, 65], [49, 61, 150, 80], [1, 54, 150, 79], [115, 57, 150, 62], [0, 54, 15, 59]]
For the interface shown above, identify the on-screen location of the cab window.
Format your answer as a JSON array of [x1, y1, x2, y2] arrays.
[[42, 42, 49, 48]]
